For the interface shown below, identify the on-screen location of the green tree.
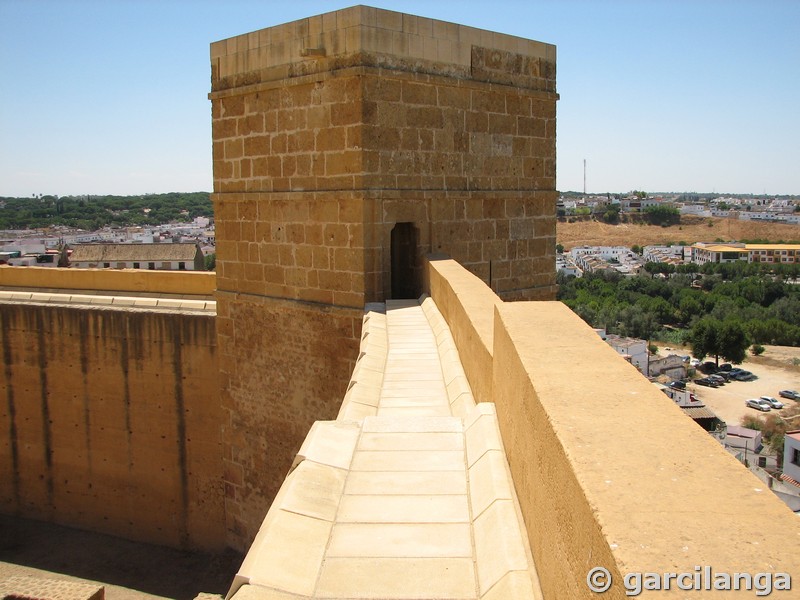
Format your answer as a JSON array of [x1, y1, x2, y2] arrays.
[[204, 253, 216, 271], [644, 205, 680, 226], [689, 318, 749, 366], [602, 204, 621, 224]]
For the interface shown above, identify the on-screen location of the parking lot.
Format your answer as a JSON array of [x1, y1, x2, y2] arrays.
[[688, 362, 800, 425]]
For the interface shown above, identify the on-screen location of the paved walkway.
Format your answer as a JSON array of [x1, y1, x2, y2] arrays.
[[379, 299, 451, 417], [231, 297, 541, 600]]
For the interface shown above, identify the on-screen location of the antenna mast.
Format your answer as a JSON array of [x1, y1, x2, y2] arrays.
[[583, 159, 587, 195]]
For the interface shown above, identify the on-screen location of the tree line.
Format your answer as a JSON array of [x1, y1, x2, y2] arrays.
[[0, 192, 212, 230], [557, 260, 800, 361]]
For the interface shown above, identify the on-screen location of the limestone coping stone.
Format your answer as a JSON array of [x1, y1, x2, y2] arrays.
[[0, 290, 216, 312], [419, 294, 476, 416], [337, 306, 387, 421]]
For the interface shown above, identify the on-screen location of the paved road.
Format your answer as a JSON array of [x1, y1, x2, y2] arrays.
[[0, 515, 242, 600]]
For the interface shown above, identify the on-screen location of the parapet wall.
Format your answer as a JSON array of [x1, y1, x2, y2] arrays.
[[0, 300, 225, 551], [0, 265, 216, 297], [427, 258, 800, 599]]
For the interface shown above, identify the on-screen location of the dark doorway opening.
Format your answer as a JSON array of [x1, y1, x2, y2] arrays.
[[390, 222, 419, 299]]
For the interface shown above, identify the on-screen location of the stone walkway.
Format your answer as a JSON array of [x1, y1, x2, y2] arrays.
[[379, 299, 451, 417], [230, 297, 542, 600]]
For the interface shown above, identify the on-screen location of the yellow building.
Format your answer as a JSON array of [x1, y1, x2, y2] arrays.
[[690, 242, 800, 265]]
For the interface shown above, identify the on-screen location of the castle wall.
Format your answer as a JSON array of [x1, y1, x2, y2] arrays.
[[211, 7, 558, 548], [428, 258, 800, 598], [211, 54, 557, 301], [0, 302, 225, 551], [0, 265, 216, 296]]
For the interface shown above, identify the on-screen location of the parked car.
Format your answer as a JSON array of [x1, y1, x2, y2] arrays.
[[728, 368, 744, 377], [707, 374, 727, 385], [694, 378, 720, 388], [719, 363, 733, 372], [668, 381, 687, 390], [760, 396, 784, 409], [690, 358, 701, 367], [699, 361, 718, 374], [732, 371, 756, 382], [779, 390, 800, 401], [746, 398, 771, 412]]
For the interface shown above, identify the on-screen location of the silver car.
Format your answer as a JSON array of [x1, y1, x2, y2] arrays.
[[746, 398, 771, 412], [760, 396, 784, 409]]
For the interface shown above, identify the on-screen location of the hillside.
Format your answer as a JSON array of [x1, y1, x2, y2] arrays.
[[0, 192, 212, 231], [557, 215, 800, 249]]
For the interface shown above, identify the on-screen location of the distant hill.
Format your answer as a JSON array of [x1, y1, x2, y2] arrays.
[[557, 215, 800, 250], [0, 192, 212, 231]]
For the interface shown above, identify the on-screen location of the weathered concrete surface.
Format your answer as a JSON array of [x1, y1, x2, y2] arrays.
[[0, 302, 225, 551], [0, 266, 215, 297], [427, 258, 499, 405], [427, 258, 800, 599]]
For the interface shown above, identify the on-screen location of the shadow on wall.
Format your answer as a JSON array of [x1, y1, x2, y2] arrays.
[[0, 515, 243, 600]]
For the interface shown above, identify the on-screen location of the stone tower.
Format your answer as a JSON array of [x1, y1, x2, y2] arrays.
[[209, 5, 557, 549]]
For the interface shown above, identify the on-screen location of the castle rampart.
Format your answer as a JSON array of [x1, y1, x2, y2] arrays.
[[210, 5, 558, 549]]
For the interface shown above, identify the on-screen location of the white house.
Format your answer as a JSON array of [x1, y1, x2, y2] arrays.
[[725, 425, 763, 454], [604, 334, 648, 373], [648, 354, 687, 380], [783, 430, 800, 486], [69, 242, 205, 271], [679, 204, 712, 217]]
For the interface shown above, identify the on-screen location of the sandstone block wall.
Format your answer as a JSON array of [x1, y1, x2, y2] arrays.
[[215, 292, 361, 545], [0, 302, 225, 551], [210, 7, 558, 301]]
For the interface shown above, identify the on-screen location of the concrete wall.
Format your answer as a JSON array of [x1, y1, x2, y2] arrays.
[[428, 258, 800, 599], [0, 302, 225, 551], [427, 257, 498, 405]]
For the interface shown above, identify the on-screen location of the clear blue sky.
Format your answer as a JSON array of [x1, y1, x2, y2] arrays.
[[1, 0, 798, 197]]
